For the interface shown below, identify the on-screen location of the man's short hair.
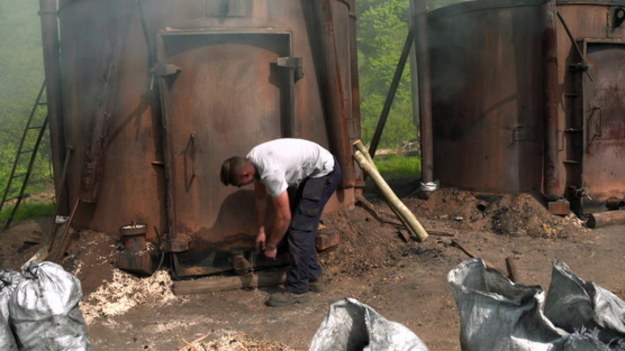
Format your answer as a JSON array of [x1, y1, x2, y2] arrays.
[[220, 156, 247, 186]]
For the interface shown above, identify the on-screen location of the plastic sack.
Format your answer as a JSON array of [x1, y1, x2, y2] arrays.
[[0, 270, 23, 351], [9, 261, 90, 350], [448, 259, 620, 351], [448, 259, 566, 351], [545, 259, 625, 346], [308, 297, 430, 351]]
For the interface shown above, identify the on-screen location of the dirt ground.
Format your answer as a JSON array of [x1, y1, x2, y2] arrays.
[[2, 180, 625, 351]]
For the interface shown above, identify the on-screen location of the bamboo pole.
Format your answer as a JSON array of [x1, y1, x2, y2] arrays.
[[352, 150, 428, 241]]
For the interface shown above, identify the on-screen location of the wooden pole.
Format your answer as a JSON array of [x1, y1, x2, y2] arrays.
[[352, 150, 428, 241]]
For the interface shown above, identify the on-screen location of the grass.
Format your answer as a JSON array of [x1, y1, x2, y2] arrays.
[[373, 155, 421, 179], [0, 202, 54, 222]]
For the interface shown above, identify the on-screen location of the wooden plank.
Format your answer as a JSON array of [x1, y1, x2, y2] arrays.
[[173, 270, 286, 295]]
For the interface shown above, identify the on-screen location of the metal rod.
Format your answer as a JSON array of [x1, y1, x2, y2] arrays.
[[51, 198, 80, 263], [414, 0, 434, 184], [39, 0, 68, 215], [556, 12, 584, 60], [346, 0, 364, 183], [368, 23, 416, 159], [556, 11, 592, 81], [306, 0, 355, 188], [543, 0, 560, 200]]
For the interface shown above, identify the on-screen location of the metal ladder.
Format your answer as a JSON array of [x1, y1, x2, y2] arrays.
[[0, 80, 49, 229]]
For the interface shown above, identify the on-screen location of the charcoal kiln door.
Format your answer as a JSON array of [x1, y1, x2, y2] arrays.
[[156, 30, 293, 277], [580, 41, 625, 213]]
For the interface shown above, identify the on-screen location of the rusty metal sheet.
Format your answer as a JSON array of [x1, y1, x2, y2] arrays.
[[156, 31, 291, 277], [53, 0, 358, 279], [580, 41, 625, 213], [428, 1, 545, 194]]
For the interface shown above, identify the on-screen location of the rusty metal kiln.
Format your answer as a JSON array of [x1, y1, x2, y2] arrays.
[[426, 0, 625, 215], [40, 0, 360, 277]]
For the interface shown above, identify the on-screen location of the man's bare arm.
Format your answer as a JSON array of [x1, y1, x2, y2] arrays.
[[254, 182, 268, 248], [264, 191, 291, 259]]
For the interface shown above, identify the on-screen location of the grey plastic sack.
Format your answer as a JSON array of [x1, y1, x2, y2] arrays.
[[0, 269, 23, 351], [308, 297, 429, 351], [9, 261, 90, 350], [545, 259, 625, 345], [448, 258, 566, 351]]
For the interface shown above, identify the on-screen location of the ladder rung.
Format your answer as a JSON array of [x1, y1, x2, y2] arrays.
[[564, 128, 581, 132], [11, 173, 26, 178], [19, 149, 35, 154], [28, 125, 44, 130], [563, 160, 580, 164], [37, 102, 48, 106]]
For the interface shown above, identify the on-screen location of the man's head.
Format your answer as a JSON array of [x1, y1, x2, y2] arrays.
[[220, 157, 256, 187]]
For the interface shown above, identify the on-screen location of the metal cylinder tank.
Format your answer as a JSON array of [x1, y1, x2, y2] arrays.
[[428, 0, 546, 194], [54, 0, 359, 276], [554, 0, 625, 214], [428, 0, 625, 213]]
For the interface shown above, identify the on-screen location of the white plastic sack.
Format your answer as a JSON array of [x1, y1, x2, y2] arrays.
[[545, 259, 625, 346], [0, 269, 23, 351], [9, 261, 90, 350], [308, 297, 429, 351]]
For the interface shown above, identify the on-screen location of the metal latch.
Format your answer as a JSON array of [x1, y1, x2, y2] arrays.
[[276, 57, 303, 81], [152, 63, 182, 77], [162, 234, 191, 252], [513, 127, 536, 142]]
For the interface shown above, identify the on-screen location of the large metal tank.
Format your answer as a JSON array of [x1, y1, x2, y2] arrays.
[[50, 0, 360, 276], [554, 0, 625, 214], [427, 0, 625, 214], [428, 0, 546, 194]]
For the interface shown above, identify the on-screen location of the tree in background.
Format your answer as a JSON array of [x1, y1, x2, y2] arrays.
[[357, 0, 417, 150], [0, 1, 52, 200]]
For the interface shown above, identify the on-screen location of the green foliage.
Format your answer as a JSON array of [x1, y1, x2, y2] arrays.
[[0, 1, 52, 201], [374, 155, 421, 179], [357, 0, 417, 149], [0, 202, 54, 222]]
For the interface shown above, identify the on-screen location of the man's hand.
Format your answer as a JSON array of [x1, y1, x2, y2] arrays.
[[256, 232, 266, 250], [264, 244, 277, 260]]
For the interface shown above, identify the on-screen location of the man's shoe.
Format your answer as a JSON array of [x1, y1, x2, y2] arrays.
[[266, 292, 310, 307], [309, 279, 324, 293]]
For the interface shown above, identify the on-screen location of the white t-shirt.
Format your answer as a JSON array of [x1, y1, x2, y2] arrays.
[[246, 138, 335, 198]]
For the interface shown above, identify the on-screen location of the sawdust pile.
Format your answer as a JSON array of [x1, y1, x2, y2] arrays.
[[178, 330, 295, 351], [80, 269, 181, 324], [404, 188, 586, 237]]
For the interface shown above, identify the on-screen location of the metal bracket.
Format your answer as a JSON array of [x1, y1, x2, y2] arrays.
[[152, 63, 182, 77], [276, 57, 303, 81], [163, 234, 191, 252], [613, 7, 625, 28], [512, 127, 536, 142]]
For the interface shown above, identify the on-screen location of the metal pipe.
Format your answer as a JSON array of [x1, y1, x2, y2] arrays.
[[368, 24, 416, 159], [346, 0, 364, 184], [414, 0, 434, 184], [38, 0, 68, 214], [543, 0, 560, 200], [306, 0, 355, 188]]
